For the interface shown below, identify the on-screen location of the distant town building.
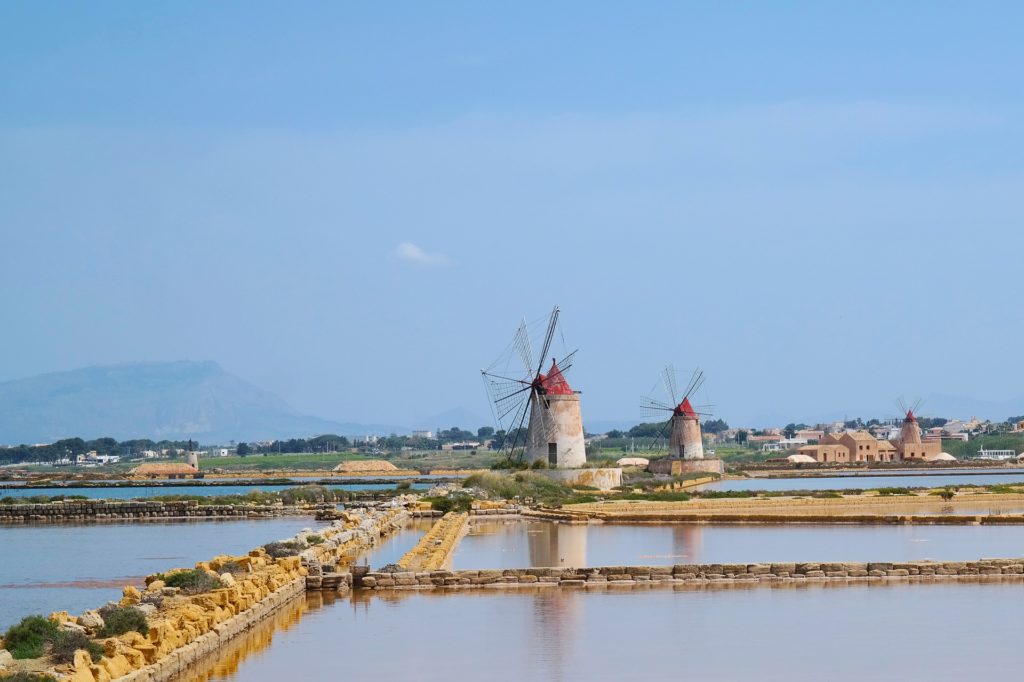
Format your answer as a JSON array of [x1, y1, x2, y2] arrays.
[[978, 448, 1017, 461], [794, 413, 950, 465], [761, 438, 808, 453], [412, 430, 434, 439], [796, 442, 851, 463], [441, 441, 480, 451]]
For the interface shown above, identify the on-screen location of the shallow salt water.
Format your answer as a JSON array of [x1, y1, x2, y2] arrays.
[[0, 517, 330, 629], [451, 520, 1024, 569], [175, 581, 1024, 682]]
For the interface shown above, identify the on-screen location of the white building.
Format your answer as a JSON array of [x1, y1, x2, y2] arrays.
[[761, 438, 809, 453], [412, 430, 434, 439]]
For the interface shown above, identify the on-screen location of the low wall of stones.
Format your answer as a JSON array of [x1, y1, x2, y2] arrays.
[[529, 510, 1024, 525], [0, 499, 295, 523], [303, 507, 409, 590], [112, 575, 307, 682], [11, 506, 411, 681], [396, 512, 467, 571], [359, 558, 1024, 591]]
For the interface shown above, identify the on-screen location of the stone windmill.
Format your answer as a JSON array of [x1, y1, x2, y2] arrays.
[[897, 399, 925, 445], [482, 306, 585, 469], [641, 366, 713, 460]]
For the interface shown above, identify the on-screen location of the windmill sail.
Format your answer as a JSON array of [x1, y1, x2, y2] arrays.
[[640, 366, 712, 460], [482, 307, 586, 468]]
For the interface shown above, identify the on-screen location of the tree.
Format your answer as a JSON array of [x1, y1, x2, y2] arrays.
[[606, 429, 624, 439], [702, 419, 729, 434], [477, 426, 495, 439], [236, 442, 251, 456], [783, 423, 798, 439], [736, 430, 749, 445], [628, 422, 665, 438]]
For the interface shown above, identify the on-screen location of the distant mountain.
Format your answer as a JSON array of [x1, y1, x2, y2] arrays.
[[0, 361, 405, 444]]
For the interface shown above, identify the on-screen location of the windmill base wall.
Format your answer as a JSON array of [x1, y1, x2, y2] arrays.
[[647, 458, 724, 476], [538, 468, 622, 492], [526, 393, 587, 469]]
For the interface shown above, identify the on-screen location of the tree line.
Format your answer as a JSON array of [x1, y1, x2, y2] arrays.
[[0, 437, 198, 465]]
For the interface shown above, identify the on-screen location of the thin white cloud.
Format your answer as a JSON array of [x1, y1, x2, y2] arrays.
[[395, 242, 451, 267]]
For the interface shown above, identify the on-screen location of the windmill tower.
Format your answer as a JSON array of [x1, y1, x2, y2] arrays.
[[482, 307, 586, 469], [641, 366, 711, 460], [899, 408, 923, 445], [893, 398, 942, 461]]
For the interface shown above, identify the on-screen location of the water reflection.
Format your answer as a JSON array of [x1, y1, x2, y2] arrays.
[[528, 522, 587, 567], [181, 581, 1024, 681], [453, 521, 1024, 569]]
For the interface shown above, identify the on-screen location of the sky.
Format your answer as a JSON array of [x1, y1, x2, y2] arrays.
[[1, 2, 1023, 429]]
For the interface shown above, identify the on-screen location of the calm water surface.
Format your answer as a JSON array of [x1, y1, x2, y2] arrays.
[[451, 521, 1024, 569], [0, 517, 328, 629], [181, 582, 1024, 682], [0, 483, 430, 499], [700, 471, 1024, 491]]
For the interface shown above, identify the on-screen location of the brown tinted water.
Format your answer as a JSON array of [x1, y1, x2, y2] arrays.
[[173, 581, 1024, 682], [451, 520, 1024, 569]]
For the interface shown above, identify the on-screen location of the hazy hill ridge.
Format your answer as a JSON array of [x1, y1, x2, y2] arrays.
[[0, 361, 401, 444]]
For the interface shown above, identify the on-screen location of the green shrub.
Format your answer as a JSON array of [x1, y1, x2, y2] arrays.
[[463, 471, 572, 506], [423, 494, 473, 513], [306, 534, 324, 545], [280, 485, 332, 506], [876, 487, 914, 496], [220, 560, 246, 575], [0, 673, 59, 682], [49, 630, 103, 664], [97, 605, 148, 638], [2, 615, 59, 659], [160, 569, 223, 594], [395, 481, 412, 491], [263, 541, 305, 559]]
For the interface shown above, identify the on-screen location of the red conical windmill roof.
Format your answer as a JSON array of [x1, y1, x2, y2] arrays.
[[676, 397, 698, 418], [904, 409, 917, 424], [539, 359, 573, 395]]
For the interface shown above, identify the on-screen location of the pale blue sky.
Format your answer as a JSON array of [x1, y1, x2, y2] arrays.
[[1, 2, 1022, 428]]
